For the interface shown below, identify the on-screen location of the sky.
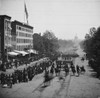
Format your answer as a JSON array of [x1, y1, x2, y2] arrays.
[[0, 0, 100, 40]]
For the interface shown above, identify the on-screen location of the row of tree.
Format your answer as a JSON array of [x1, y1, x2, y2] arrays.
[[33, 30, 59, 60], [33, 30, 75, 61], [82, 27, 100, 78]]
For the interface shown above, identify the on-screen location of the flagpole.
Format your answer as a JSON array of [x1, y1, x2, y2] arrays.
[[24, 0, 25, 23], [24, 0, 29, 24]]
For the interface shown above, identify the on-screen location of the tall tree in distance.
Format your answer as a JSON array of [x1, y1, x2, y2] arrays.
[[42, 30, 59, 60], [83, 27, 96, 59], [43, 30, 56, 40], [83, 27, 100, 78], [33, 33, 44, 53]]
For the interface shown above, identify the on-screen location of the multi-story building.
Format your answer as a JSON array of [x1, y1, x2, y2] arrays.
[[0, 15, 12, 62], [11, 20, 33, 51], [0, 15, 34, 62]]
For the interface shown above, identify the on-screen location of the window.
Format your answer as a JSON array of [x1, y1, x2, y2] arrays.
[[21, 27, 24, 31], [19, 26, 21, 30], [16, 31, 18, 36], [17, 46, 18, 50], [17, 25, 19, 29]]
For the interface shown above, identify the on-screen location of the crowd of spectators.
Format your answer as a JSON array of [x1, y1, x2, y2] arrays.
[[0, 58, 52, 88], [0, 54, 44, 71]]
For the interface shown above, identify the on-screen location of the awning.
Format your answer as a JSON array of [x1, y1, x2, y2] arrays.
[[8, 51, 20, 56], [14, 50, 29, 56], [28, 49, 38, 54]]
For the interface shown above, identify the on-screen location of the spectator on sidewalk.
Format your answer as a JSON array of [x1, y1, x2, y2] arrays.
[[76, 65, 80, 76]]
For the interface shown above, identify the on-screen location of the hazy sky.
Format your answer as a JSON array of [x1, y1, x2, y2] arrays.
[[0, 0, 100, 39]]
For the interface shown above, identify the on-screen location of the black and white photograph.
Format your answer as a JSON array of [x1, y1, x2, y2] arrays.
[[0, 0, 100, 98]]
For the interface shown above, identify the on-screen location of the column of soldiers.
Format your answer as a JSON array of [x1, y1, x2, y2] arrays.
[[43, 60, 86, 85], [0, 60, 52, 88]]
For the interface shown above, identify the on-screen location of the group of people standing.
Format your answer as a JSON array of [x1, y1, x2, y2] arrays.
[[0, 60, 52, 88], [0, 55, 42, 71]]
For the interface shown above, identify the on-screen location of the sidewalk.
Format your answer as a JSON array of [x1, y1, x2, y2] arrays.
[[67, 65, 100, 98], [0, 73, 44, 98]]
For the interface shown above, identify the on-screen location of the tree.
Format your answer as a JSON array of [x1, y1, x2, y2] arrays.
[[43, 30, 56, 40], [42, 30, 59, 59], [83, 27, 100, 77], [33, 33, 44, 53]]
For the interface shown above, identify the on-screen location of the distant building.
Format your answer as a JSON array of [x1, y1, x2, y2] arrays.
[[74, 34, 79, 47], [0, 15, 12, 61], [74, 34, 78, 43], [11, 20, 33, 51]]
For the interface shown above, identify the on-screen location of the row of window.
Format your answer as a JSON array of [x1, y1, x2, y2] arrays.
[[17, 38, 32, 43], [4, 19, 11, 31], [16, 25, 33, 33], [11, 36, 16, 41], [5, 36, 11, 43], [5, 30, 11, 36], [16, 31, 32, 38], [16, 45, 31, 51]]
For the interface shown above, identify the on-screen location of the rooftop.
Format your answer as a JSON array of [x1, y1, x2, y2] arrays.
[[12, 20, 33, 29]]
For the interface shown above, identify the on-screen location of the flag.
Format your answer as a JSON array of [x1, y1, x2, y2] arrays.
[[24, 2, 28, 24]]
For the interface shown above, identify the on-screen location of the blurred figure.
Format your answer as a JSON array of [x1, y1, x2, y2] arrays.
[[43, 68, 50, 86], [70, 64, 76, 76], [80, 65, 86, 74], [76, 65, 80, 76]]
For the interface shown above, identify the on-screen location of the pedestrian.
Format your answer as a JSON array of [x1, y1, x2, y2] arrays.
[[64, 64, 69, 76], [70, 64, 76, 76], [55, 67, 59, 76], [76, 65, 80, 76], [50, 66, 54, 76], [1, 73, 5, 85], [7, 74, 12, 88]]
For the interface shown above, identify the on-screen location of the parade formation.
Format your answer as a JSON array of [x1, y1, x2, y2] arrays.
[[0, 0, 100, 97], [0, 53, 86, 89]]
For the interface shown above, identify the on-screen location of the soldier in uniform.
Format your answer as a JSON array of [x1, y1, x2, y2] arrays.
[[70, 64, 76, 75], [64, 64, 69, 76]]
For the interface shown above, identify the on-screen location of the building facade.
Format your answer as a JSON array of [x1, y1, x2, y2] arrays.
[[0, 15, 12, 61], [0, 15, 34, 62], [11, 20, 33, 51]]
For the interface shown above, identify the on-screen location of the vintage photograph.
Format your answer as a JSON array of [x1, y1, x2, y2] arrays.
[[0, 0, 100, 98]]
